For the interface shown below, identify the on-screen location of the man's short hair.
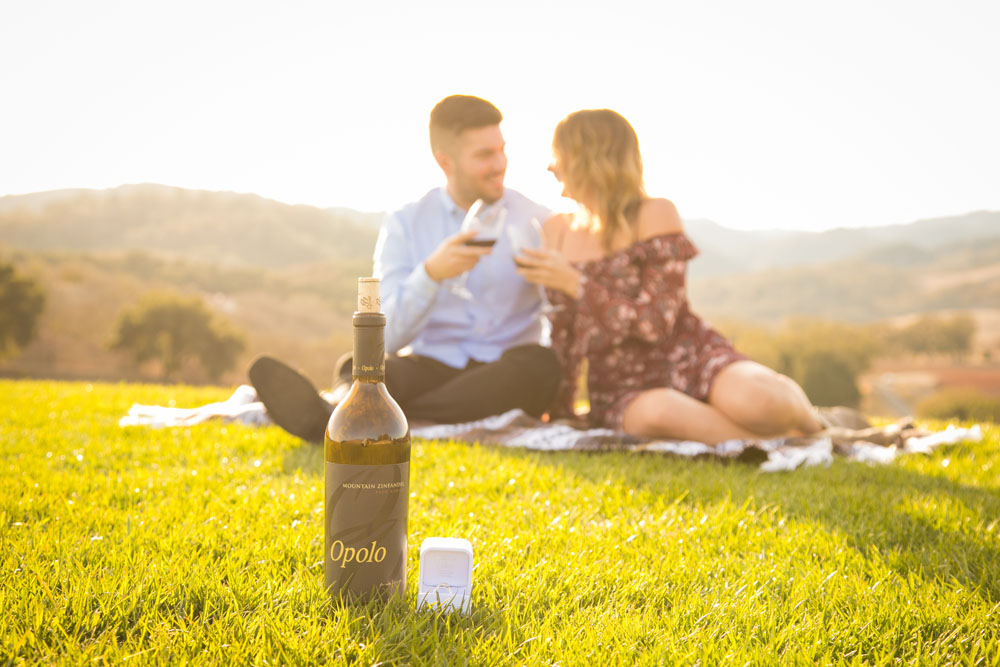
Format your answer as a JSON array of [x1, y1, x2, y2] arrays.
[[429, 95, 503, 154]]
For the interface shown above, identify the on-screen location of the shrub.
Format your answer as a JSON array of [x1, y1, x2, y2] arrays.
[[717, 318, 881, 408], [0, 261, 46, 360], [794, 350, 861, 407], [110, 291, 245, 381], [916, 387, 1000, 423], [887, 312, 976, 360]]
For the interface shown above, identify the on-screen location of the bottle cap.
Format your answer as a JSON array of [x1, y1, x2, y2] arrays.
[[358, 277, 381, 313]]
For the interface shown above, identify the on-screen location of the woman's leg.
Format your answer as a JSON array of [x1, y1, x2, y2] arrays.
[[622, 387, 763, 443], [621, 360, 824, 443], [707, 360, 823, 437]]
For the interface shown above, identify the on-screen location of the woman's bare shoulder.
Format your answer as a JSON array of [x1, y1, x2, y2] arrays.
[[543, 212, 572, 230], [636, 198, 683, 240], [542, 213, 572, 247]]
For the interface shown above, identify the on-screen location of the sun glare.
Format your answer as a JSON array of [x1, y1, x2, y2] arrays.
[[0, 0, 998, 230]]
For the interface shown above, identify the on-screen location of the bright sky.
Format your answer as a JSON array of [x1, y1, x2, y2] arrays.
[[1, 0, 998, 231]]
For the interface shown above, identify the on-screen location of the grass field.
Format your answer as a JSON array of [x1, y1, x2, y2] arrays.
[[2, 380, 999, 665]]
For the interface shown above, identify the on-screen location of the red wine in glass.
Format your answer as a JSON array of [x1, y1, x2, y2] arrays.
[[450, 200, 506, 299], [463, 238, 497, 248]]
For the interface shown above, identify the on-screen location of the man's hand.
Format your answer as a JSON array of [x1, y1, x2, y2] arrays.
[[424, 230, 494, 283]]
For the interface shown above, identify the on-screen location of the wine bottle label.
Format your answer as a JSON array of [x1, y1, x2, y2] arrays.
[[325, 461, 409, 598]]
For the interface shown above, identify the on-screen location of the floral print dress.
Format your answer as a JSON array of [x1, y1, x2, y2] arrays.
[[546, 233, 747, 430]]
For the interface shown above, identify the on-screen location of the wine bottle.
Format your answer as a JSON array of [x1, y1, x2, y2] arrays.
[[325, 277, 410, 601]]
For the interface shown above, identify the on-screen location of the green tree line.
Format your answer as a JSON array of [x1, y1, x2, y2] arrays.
[[719, 313, 978, 407]]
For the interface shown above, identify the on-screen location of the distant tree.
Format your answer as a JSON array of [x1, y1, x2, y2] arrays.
[[0, 262, 46, 360], [715, 317, 882, 408], [917, 387, 1000, 423], [888, 313, 976, 359], [940, 313, 976, 360], [785, 320, 884, 407], [110, 292, 245, 381], [794, 350, 861, 407]]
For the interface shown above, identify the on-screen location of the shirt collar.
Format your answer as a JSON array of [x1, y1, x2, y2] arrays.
[[438, 187, 508, 219], [438, 187, 463, 218]]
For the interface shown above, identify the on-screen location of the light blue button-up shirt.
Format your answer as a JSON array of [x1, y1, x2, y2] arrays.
[[372, 187, 552, 368]]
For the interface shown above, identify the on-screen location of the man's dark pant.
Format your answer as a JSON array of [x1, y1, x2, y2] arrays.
[[335, 344, 560, 423]]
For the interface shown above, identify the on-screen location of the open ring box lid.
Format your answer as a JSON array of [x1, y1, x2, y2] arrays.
[[417, 537, 473, 614]]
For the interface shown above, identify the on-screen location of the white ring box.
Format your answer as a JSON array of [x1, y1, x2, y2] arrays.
[[417, 537, 473, 614]]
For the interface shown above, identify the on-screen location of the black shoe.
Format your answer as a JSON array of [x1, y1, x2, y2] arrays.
[[248, 356, 334, 444]]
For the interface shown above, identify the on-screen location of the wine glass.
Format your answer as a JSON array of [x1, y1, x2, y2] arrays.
[[506, 217, 563, 314], [450, 199, 507, 300]]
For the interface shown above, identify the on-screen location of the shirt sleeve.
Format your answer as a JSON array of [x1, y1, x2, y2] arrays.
[[372, 212, 442, 354]]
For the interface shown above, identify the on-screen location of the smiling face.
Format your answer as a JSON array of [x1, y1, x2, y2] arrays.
[[436, 124, 507, 208]]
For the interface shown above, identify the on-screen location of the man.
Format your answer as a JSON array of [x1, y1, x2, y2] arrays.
[[251, 95, 560, 443]]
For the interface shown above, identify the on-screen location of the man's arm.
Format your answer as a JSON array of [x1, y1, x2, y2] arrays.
[[372, 213, 441, 355], [374, 211, 492, 353]]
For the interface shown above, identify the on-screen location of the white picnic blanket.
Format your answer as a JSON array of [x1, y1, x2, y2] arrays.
[[407, 408, 982, 472], [120, 386, 983, 472], [119, 385, 271, 428]]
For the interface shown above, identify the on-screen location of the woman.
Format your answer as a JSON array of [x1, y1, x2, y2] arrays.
[[517, 109, 823, 444]]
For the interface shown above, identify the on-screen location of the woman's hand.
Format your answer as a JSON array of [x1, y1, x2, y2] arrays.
[[515, 247, 582, 298]]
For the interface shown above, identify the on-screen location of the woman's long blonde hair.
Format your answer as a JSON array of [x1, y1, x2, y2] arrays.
[[553, 109, 646, 251]]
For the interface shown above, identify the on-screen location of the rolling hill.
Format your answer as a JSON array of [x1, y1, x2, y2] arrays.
[[0, 183, 383, 268], [683, 210, 1000, 277], [0, 185, 997, 385]]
